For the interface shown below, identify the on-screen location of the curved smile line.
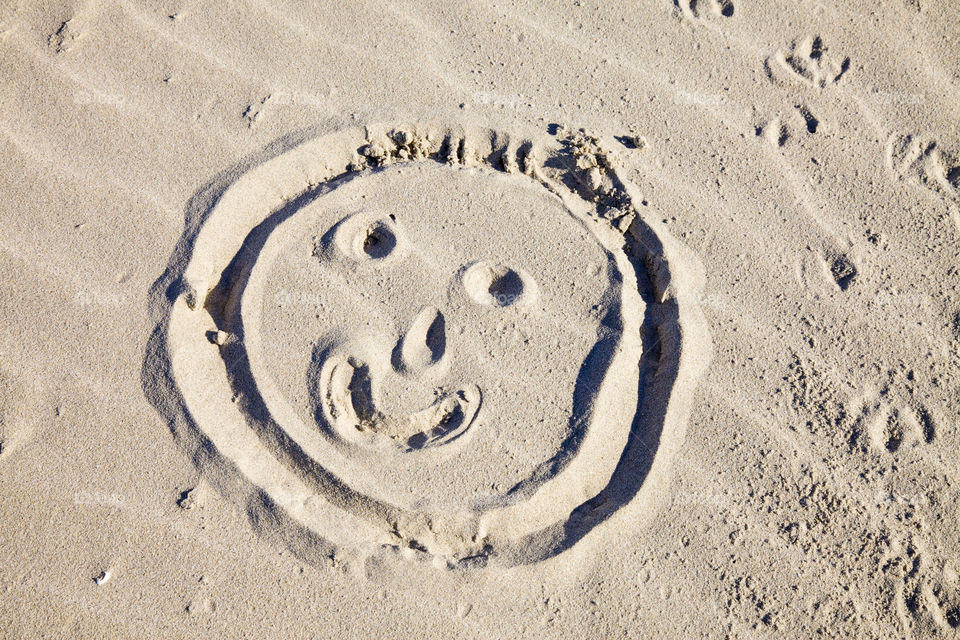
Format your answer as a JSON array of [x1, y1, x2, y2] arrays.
[[320, 356, 482, 452]]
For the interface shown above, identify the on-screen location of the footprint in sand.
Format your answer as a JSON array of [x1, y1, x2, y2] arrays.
[[756, 105, 820, 149], [144, 122, 711, 568], [675, 0, 735, 23], [848, 370, 939, 455], [881, 534, 960, 638], [886, 132, 960, 204], [766, 35, 850, 89]]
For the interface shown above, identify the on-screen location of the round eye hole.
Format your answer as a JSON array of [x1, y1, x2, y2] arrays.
[[331, 214, 401, 262], [462, 261, 535, 308], [353, 220, 396, 260]]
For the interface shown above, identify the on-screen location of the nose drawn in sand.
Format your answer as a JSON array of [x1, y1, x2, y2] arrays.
[[393, 304, 446, 373]]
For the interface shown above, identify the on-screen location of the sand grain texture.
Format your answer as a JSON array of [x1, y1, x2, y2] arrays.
[[0, 1, 958, 638]]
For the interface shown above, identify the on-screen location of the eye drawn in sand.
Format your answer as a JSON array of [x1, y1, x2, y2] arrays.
[[144, 122, 711, 568], [765, 35, 850, 89]]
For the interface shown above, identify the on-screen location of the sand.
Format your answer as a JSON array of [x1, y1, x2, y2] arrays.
[[0, 1, 958, 638]]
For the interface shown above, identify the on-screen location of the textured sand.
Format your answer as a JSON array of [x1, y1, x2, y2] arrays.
[[1, 1, 959, 638]]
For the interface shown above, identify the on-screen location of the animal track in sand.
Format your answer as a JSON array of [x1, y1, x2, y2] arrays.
[[881, 534, 960, 638], [756, 118, 790, 148], [145, 122, 710, 568], [824, 251, 857, 291], [765, 35, 849, 89], [675, 0, 734, 22], [848, 371, 938, 455], [886, 132, 960, 206], [856, 401, 935, 454], [756, 105, 820, 149]]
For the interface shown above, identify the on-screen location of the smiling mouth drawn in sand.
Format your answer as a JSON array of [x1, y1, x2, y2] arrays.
[[318, 349, 481, 452], [145, 123, 711, 568]]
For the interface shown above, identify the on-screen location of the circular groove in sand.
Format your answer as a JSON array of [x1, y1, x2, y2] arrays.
[[146, 123, 711, 569]]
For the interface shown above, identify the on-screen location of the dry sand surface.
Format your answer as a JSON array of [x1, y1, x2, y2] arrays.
[[0, 1, 959, 638]]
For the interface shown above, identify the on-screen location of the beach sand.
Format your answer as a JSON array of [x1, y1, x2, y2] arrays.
[[0, 1, 958, 638]]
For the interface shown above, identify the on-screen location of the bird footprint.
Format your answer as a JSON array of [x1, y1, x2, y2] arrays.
[[766, 35, 850, 89]]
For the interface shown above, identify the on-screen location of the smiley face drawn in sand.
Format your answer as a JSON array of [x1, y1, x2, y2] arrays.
[[148, 124, 710, 568], [242, 162, 643, 513]]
